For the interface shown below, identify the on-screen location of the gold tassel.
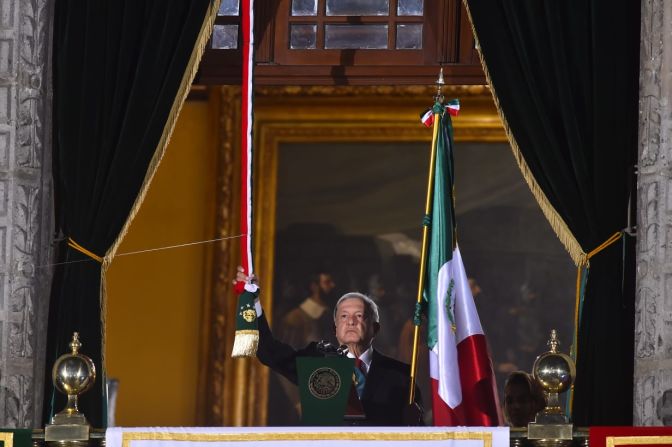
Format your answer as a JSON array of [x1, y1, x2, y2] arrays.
[[231, 330, 259, 358]]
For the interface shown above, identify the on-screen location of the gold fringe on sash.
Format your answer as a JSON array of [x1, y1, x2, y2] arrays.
[[99, 0, 223, 371], [461, 0, 585, 267], [231, 330, 259, 358]]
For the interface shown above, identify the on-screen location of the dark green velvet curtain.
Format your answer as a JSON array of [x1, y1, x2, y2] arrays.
[[45, 0, 215, 427], [464, 1, 640, 424]]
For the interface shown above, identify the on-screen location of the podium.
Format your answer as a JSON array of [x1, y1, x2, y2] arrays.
[[296, 357, 365, 426]]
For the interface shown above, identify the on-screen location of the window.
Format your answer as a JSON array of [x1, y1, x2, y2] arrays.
[[274, 0, 446, 67], [197, 0, 483, 85], [212, 0, 241, 50], [286, 0, 424, 50]]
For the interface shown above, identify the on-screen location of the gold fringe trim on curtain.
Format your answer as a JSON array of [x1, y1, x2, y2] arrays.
[[461, 0, 585, 267], [98, 0, 223, 370]]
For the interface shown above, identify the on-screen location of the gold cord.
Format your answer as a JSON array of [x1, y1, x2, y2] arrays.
[[67, 237, 103, 263], [586, 231, 623, 260]]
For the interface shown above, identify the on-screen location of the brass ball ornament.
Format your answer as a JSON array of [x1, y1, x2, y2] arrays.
[[533, 352, 575, 395], [53, 354, 96, 397], [45, 332, 97, 442], [531, 329, 576, 424], [51, 332, 96, 418]]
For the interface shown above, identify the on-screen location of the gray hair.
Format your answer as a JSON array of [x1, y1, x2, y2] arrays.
[[333, 292, 380, 323]]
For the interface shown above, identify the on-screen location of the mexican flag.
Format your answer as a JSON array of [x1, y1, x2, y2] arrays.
[[424, 103, 501, 426]]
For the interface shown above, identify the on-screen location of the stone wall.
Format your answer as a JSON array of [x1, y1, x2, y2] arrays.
[[0, 0, 53, 427], [635, 0, 672, 426]]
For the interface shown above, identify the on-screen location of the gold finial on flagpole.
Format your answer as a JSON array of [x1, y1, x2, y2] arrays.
[[435, 66, 445, 104]]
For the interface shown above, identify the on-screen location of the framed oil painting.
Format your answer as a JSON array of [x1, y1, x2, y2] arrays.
[[202, 85, 574, 425]]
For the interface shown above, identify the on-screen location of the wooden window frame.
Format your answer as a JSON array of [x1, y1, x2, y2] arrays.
[[274, 0, 433, 66], [196, 0, 484, 85]]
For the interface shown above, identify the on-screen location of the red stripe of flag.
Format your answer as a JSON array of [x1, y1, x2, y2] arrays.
[[432, 334, 501, 426]]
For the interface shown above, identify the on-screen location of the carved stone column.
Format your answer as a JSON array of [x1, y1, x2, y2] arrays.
[[0, 0, 54, 427], [635, 0, 672, 426]]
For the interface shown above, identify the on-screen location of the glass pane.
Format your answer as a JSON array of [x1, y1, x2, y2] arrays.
[[396, 24, 422, 49], [397, 0, 423, 16], [326, 0, 389, 16], [290, 24, 317, 49], [211, 24, 238, 49], [325, 25, 388, 49], [217, 0, 239, 16], [292, 0, 317, 16]]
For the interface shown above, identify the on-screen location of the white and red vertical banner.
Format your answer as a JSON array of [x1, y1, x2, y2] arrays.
[[238, 0, 255, 287], [231, 0, 259, 358]]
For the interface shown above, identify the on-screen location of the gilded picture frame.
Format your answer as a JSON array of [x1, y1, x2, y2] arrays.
[[199, 85, 505, 426]]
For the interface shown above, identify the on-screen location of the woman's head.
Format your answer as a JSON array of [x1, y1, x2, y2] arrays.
[[504, 371, 546, 427]]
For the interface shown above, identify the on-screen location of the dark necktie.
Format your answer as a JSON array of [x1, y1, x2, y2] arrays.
[[353, 358, 367, 398]]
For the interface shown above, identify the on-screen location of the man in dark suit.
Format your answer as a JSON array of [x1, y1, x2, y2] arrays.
[[236, 268, 423, 426]]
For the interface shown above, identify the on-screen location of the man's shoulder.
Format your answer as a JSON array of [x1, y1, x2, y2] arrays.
[[372, 350, 411, 373]]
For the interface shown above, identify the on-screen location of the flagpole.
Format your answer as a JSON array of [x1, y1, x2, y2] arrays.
[[408, 69, 444, 405]]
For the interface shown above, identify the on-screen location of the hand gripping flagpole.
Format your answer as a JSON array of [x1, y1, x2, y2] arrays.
[[408, 69, 445, 404]]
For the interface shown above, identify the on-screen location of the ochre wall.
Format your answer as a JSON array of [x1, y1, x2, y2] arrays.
[[106, 99, 216, 426]]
